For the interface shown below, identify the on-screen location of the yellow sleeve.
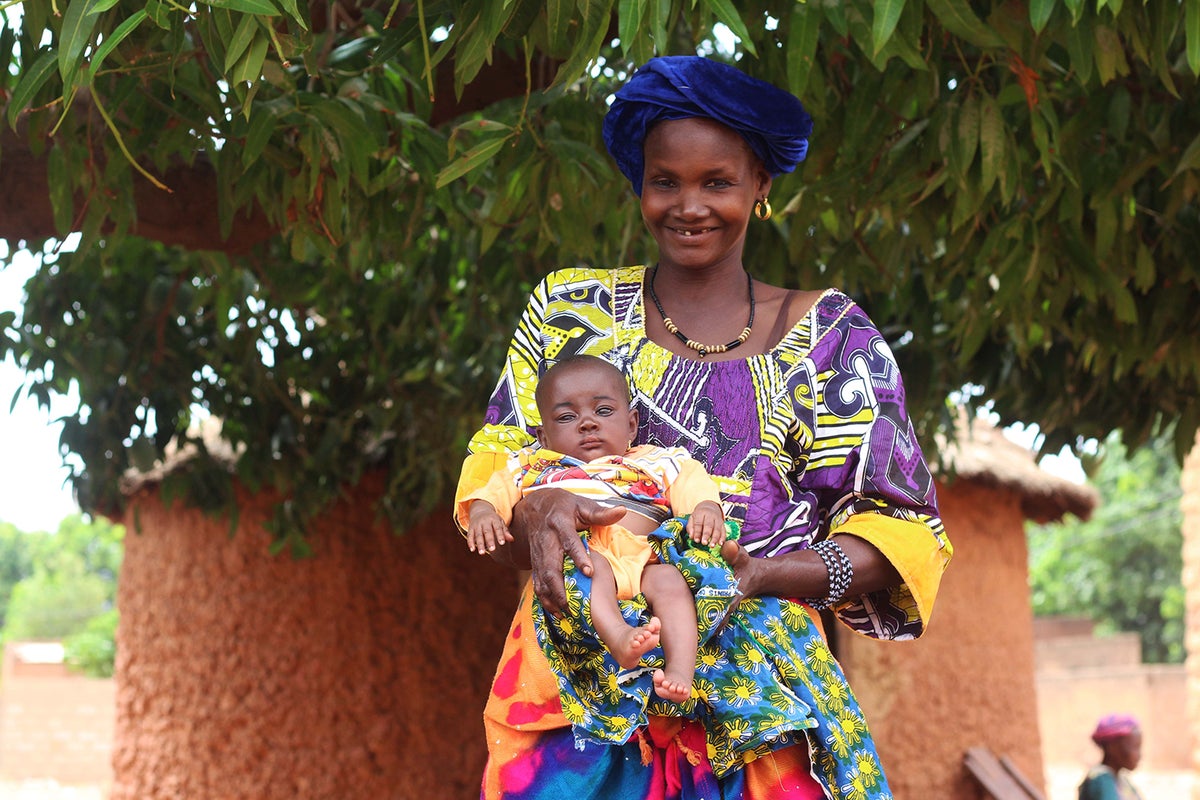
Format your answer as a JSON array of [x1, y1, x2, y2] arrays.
[[663, 456, 722, 515], [454, 459, 523, 532], [831, 513, 954, 637]]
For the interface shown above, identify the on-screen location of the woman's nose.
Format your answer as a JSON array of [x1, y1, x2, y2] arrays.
[[677, 186, 706, 217]]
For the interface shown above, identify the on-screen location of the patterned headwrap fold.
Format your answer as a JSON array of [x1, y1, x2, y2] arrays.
[[1091, 713, 1140, 744], [603, 56, 814, 196]]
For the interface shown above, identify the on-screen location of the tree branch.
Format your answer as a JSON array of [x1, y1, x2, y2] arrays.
[[0, 48, 557, 254]]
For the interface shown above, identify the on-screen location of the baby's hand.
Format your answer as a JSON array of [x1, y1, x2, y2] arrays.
[[686, 501, 726, 548], [467, 501, 513, 554]]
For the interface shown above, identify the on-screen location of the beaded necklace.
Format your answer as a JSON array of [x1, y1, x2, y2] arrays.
[[647, 266, 756, 358]]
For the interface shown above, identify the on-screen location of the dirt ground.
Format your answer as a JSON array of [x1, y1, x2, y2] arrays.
[[0, 780, 106, 799]]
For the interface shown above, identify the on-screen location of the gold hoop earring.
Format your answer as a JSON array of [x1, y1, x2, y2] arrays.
[[754, 197, 773, 221]]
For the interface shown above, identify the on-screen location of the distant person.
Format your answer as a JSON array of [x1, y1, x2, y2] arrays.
[[1079, 713, 1144, 800]]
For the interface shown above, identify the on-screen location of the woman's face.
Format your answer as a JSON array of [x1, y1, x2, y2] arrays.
[[1108, 730, 1142, 771], [640, 117, 772, 273]]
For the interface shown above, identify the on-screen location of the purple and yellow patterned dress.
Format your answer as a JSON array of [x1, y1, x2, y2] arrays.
[[457, 266, 953, 800]]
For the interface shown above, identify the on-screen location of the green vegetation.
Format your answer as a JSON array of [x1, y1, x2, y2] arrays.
[[1, 2, 1197, 545], [0, 515, 123, 677], [1028, 429, 1185, 663]]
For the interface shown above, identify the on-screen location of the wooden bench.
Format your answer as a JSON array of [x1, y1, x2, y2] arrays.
[[963, 746, 1046, 800]]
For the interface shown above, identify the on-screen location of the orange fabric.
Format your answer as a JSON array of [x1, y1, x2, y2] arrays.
[[588, 524, 655, 599]]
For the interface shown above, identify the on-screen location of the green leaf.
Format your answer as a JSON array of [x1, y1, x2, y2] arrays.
[[435, 135, 510, 188], [7, 48, 58, 130], [59, 0, 104, 85], [926, 0, 1003, 48], [224, 14, 260, 74], [1029, 0, 1056, 33], [978, 94, 1003, 194], [872, 0, 905, 56], [787, 4, 821, 97], [1093, 24, 1129, 84], [824, 2, 848, 37], [273, 0, 307, 30], [551, 0, 615, 87], [47, 144, 75, 235], [309, 99, 378, 188], [88, 0, 123, 13], [650, 0, 671, 53], [618, 0, 647, 52], [1187, 0, 1200, 76], [1066, 12, 1094, 85], [88, 10, 150, 79], [1170, 130, 1200, 180], [241, 107, 278, 166], [703, 0, 757, 57], [952, 94, 980, 186], [232, 32, 270, 87], [199, 0, 281, 16], [545, 0, 573, 55], [1134, 244, 1155, 292]]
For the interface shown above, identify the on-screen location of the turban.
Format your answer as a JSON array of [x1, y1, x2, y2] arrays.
[[1091, 713, 1140, 744], [603, 56, 814, 196]]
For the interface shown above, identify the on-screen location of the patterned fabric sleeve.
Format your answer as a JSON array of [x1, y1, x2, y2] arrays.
[[805, 305, 953, 641], [453, 276, 555, 519]]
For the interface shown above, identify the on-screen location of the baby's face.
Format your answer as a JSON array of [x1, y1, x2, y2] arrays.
[[537, 365, 637, 460]]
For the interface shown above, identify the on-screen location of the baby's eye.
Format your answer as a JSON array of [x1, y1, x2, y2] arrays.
[[556, 413, 576, 423], [596, 406, 614, 416]]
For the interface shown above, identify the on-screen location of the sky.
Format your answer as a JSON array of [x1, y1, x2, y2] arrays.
[[1, 243, 81, 533]]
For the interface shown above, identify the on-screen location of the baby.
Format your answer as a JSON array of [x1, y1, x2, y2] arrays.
[[461, 355, 727, 702]]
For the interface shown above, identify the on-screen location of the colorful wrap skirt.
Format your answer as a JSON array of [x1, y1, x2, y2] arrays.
[[530, 518, 893, 797]]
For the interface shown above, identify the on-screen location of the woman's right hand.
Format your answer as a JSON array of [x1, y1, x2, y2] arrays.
[[507, 488, 625, 616]]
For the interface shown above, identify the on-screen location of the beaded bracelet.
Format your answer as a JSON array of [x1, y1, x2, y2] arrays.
[[809, 538, 853, 610]]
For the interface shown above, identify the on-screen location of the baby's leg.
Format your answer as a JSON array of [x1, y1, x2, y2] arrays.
[[640, 563, 698, 703], [589, 553, 661, 669]]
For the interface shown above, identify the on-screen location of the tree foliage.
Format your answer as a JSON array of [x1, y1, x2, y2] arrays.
[[0, 514, 123, 677], [1027, 428, 1185, 663], [1, 1, 1198, 542]]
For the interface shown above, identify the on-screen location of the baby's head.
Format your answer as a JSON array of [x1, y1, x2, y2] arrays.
[[535, 356, 637, 460]]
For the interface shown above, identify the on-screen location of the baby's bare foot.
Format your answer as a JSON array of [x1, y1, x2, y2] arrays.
[[609, 616, 662, 669], [652, 667, 693, 703]]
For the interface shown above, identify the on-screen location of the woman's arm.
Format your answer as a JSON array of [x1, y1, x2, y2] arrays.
[[722, 534, 901, 604]]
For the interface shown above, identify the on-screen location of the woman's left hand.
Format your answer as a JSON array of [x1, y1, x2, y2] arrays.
[[719, 540, 763, 623]]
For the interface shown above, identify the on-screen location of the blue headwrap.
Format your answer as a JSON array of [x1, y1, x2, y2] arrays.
[[603, 56, 814, 196]]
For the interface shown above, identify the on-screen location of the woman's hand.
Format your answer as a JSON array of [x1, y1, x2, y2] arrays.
[[720, 535, 902, 607], [506, 488, 625, 616]]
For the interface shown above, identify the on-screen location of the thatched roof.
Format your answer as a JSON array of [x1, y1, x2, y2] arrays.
[[936, 414, 1097, 524], [120, 415, 240, 495]]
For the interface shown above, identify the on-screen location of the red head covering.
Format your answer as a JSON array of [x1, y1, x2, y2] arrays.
[[1091, 713, 1140, 744]]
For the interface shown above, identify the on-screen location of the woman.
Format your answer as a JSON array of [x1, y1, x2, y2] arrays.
[[456, 55, 953, 799], [1079, 714, 1144, 800]]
